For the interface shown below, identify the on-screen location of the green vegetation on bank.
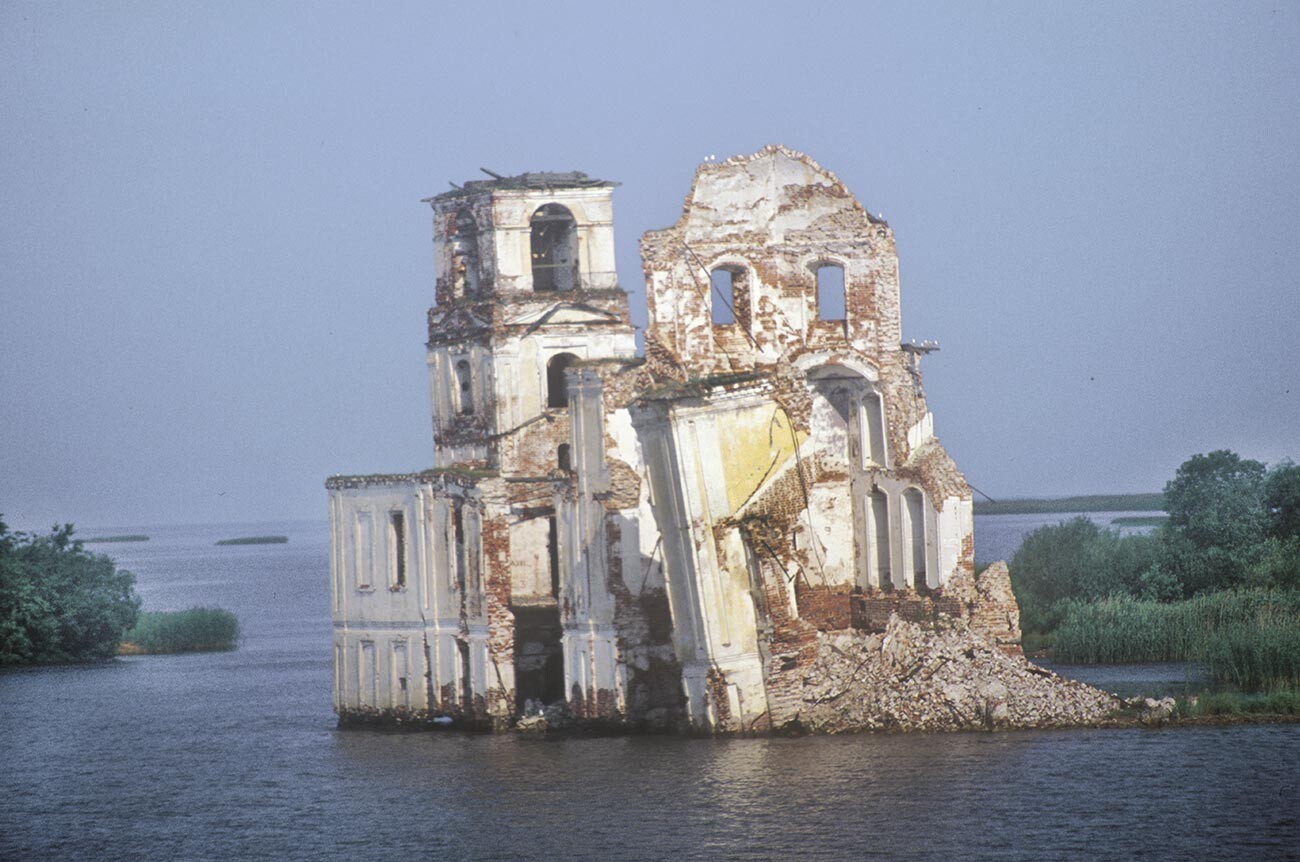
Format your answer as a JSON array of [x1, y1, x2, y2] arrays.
[[1111, 515, 1169, 527], [974, 493, 1165, 515], [1053, 591, 1300, 690], [0, 518, 140, 665], [121, 608, 239, 654], [1179, 688, 1300, 717], [215, 535, 288, 546], [1010, 451, 1300, 693], [82, 535, 150, 544]]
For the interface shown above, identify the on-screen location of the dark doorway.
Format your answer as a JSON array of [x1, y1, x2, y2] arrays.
[[513, 606, 564, 712]]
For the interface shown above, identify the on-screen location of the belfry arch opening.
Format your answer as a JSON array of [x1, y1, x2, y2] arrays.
[[452, 209, 479, 298], [547, 353, 579, 408], [530, 204, 578, 292]]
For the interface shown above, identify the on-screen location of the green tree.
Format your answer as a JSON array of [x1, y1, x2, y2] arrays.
[[0, 517, 141, 665], [1263, 459, 1300, 540], [1009, 516, 1159, 634], [1159, 450, 1268, 595]]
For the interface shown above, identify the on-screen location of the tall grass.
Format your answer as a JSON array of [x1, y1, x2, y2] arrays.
[[123, 608, 239, 653], [1053, 589, 1300, 690]]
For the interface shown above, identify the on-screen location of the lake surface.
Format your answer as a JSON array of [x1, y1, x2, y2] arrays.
[[2, 518, 1297, 861], [974, 509, 1161, 564]]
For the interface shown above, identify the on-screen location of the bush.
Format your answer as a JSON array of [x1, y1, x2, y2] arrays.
[[1009, 517, 1160, 634], [0, 518, 140, 665], [124, 608, 239, 653]]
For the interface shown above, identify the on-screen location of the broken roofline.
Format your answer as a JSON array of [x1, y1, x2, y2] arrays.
[[426, 170, 620, 202], [646, 144, 890, 234]]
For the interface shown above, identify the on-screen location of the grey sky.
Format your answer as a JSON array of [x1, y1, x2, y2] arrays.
[[2, 1, 1297, 529]]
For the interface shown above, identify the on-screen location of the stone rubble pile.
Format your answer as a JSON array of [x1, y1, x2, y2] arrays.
[[790, 612, 1122, 733]]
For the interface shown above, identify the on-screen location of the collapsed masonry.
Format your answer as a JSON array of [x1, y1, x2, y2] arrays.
[[326, 146, 1114, 733]]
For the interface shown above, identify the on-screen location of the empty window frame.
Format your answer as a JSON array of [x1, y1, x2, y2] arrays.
[[548, 515, 560, 599], [458, 639, 472, 708], [816, 263, 846, 322], [870, 489, 892, 589], [452, 504, 466, 594], [454, 359, 473, 415], [452, 209, 479, 298], [862, 391, 887, 467], [547, 353, 579, 409], [709, 268, 737, 325], [557, 443, 571, 472], [354, 511, 374, 590], [360, 640, 377, 707], [903, 488, 927, 591], [530, 204, 578, 291], [389, 511, 407, 589], [392, 640, 409, 707]]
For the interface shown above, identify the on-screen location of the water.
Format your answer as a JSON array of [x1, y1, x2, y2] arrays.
[[975, 510, 1161, 564], [2, 519, 1297, 861]]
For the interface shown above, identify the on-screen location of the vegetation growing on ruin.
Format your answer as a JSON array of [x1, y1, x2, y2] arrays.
[[215, 535, 288, 546], [82, 535, 150, 543], [0, 518, 141, 665], [974, 493, 1165, 515], [121, 608, 239, 654], [1010, 452, 1300, 692]]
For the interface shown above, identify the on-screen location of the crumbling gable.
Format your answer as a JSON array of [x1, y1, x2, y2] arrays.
[[632, 146, 985, 732]]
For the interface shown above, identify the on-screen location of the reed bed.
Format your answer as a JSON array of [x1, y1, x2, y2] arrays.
[[1053, 590, 1300, 690], [123, 608, 240, 654]]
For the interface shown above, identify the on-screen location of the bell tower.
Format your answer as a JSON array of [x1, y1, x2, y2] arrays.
[[424, 171, 637, 476]]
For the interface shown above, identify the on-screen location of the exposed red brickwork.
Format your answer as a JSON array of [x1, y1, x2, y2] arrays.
[[794, 582, 854, 631]]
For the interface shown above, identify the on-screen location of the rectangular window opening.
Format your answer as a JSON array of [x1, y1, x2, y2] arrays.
[[548, 515, 560, 599], [816, 264, 846, 322], [390, 511, 407, 588], [710, 269, 736, 325]]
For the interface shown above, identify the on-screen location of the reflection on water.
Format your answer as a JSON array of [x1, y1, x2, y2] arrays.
[[2, 520, 1297, 861]]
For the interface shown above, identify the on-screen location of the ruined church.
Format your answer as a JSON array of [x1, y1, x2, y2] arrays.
[[327, 146, 1028, 734]]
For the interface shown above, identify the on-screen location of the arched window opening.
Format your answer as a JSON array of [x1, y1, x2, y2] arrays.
[[547, 352, 578, 409], [557, 443, 571, 472], [903, 488, 927, 591], [863, 391, 887, 467], [870, 489, 892, 590], [530, 204, 578, 291], [816, 263, 846, 322], [452, 210, 479, 298], [709, 269, 737, 324], [455, 359, 473, 415]]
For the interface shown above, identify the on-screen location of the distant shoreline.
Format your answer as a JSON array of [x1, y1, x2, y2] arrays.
[[215, 535, 288, 546], [974, 493, 1164, 516]]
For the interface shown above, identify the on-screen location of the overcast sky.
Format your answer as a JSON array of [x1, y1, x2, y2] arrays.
[[2, 1, 1297, 530]]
